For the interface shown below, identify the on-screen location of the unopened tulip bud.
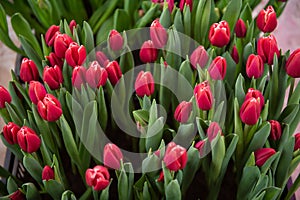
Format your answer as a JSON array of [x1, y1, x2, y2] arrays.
[[86, 165, 110, 191], [96, 51, 110, 68], [174, 101, 192, 123], [285, 48, 300, 78], [106, 61, 122, 85], [17, 126, 41, 153], [46, 52, 64, 69], [139, 40, 158, 63], [43, 65, 63, 90], [235, 19, 247, 38], [207, 122, 222, 142], [245, 88, 265, 109], [240, 97, 261, 125], [246, 54, 264, 79], [69, 20, 77, 32], [190, 45, 209, 69], [152, 0, 174, 13], [255, 148, 276, 167], [209, 21, 230, 47], [28, 81, 47, 105], [2, 122, 20, 145], [72, 66, 87, 90], [65, 42, 86, 67], [208, 56, 227, 80], [86, 61, 108, 88], [109, 29, 124, 51], [179, 0, 193, 11], [257, 34, 280, 65], [20, 58, 39, 82], [231, 45, 239, 64], [150, 19, 168, 48], [195, 140, 206, 157], [45, 25, 60, 46], [54, 33, 73, 58], [269, 120, 282, 140], [194, 81, 213, 110], [9, 189, 25, 200], [37, 94, 62, 122], [134, 71, 155, 97], [103, 143, 123, 169], [163, 142, 187, 171], [256, 6, 277, 33], [294, 133, 300, 151], [0, 85, 12, 108], [42, 165, 54, 181], [157, 171, 164, 182]]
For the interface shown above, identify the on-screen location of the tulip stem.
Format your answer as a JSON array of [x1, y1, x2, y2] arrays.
[[92, 190, 99, 200], [288, 78, 295, 101]]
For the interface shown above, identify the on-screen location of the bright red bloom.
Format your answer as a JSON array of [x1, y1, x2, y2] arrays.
[[194, 81, 213, 110], [244, 88, 265, 109], [46, 52, 64, 69], [54, 33, 73, 58], [139, 40, 158, 63], [106, 61, 122, 85], [37, 94, 63, 122], [208, 56, 227, 80], [72, 66, 87, 90], [150, 19, 168, 48], [109, 29, 124, 51], [152, 0, 174, 13], [65, 42, 86, 67], [240, 97, 261, 125], [86, 61, 108, 88], [256, 6, 277, 33], [163, 142, 187, 171], [20, 58, 39, 82], [42, 165, 54, 181], [43, 65, 63, 90], [207, 122, 222, 142], [294, 133, 300, 151], [179, 0, 193, 12], [17, 126, 41, 153], [174, 101, 193, 123], [0, 85, 12, 108], [69, 20, 77, 32], [45, 25, 60, 46], [190, 45, 209, 69], [2, 122, 20, 145], [96, 51, 110, 68], [269, 120, 282, 140], [134, 71, 155, 97], [254, 148, 276, 167], [195, 140, 206, 157], [235, 19, 247, 38], [157, 171, 164, 182], [85, 165, 110, 191], [246, 54, 264, 79], [285, 48, 300, 78], [209, 21, 230, 48], [103, 143, 123, 169], [9, 189, 25, 200], [231, 45, 239, 64], [28, 81, 47, 105], [257, 34, 280, 65]]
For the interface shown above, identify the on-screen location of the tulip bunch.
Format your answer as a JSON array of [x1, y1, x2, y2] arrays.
[[0, 0, 299, 200]]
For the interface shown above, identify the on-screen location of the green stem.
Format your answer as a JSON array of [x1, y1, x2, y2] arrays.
[[288, 78, 295, 101], [93, 189, 99, 200]]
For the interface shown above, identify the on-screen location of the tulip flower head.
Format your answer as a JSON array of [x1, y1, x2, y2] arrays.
[[134, 71, 155, 97], [28, 81, 47, 105], [86, 61, 108, 88], [45, 25, 60, 46], [285, 48, 300, 78], [46, 52, 64, 69], [209, 21, 230, 47], [174, 101, 193, 123], [231, 45, 239, 64], [207, 122, 222, 142], [2, 122, 20, 145], [269, 120, 282, 140], [240, 97, 261, 125], [294, 133, 300, 151], [43, 65, 64, 90], [246, 54, 264, 79], [257, 34, 280, 65], [256, 6, 277, 33], [106, 61, 122, 85], [37, 94, 63, 122], [244, 88, 265, 109], [72, 66, 87, 90], [20, 58, 39, 82], [0, 85, 12, 108], [179, 0, 193, 12], [208, 56, 227, 80], [17, 126, 41, 153], [190, 45, 209, 69], [96, 51, 110, 68], [194, 81, 213, 110], [163, 142, 188, 171], [235, 19, 247, 38], [139, 40, 158, 63], [254, 148, 276, 167], [54, 33, 73, 58], [109, 29, 124, 51], [85, 165, 110, 191], [65, 42, 86, 67], [69, 20, 77, 32], [150, 19, 168, 48], [103, 143, 123, 169], [42, 165, 54, 181]]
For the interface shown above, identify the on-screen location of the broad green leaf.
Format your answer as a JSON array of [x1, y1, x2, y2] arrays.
[[7, 177, 18, 194], [82, 21, 94, 53], [22, 183, 41, 200], [222, 0, 242, 35], [23, 154, 43, 183], [237, 166, 260, 199], [165, 180, 181, 200], [43, 180, 65, 200]]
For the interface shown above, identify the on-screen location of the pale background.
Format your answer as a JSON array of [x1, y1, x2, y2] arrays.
[[0, 0, 299, 197]]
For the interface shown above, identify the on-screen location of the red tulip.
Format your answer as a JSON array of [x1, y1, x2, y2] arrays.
[[43, 65, 63, 90], [134, 71, 155, 97], [69, 20, 77, 32], [208, 56, 227, 80], [157, 171, 164, 182], [285, 48, 300, 78], [37, 94, 62, 122], [244, 88, 265, 109], [17, 126, 41, 153], [246, 54, 264, 79], [150, 19, 168, 48], [96, 51, 110, 68], [28, 81, 47, 105], [65, 42, 86, 67], [231, 45, 239, 64], [106, 61, 122, 85], [256, 6, 277, 33], [179, 0, 193, 11], [139, 40, 158, 63], [85, 165, 110, 191], [103, 143, 123, 169], [240, 97, 261, 125], [269, 120, 282, 140], [195, 140, 206, 157], [72, 66, 87, 90], [294, 133, 300, 151], [86, 61, 108, 88], [109, 29, 124, 51], [207, 122, 222, 142], [0, 85, 12, 108], [194, 81, 213, 110], [209, 21, 230, 48], [163, 142, 187, 171], [235, 19, 247, 38], [42, 165, 54, 181], [257, 34, 280, 65], [54, 33, 73, 58], [174, 101, 192, 123], [152, 0, 174, 13], [254, 148, 276, 167], [45, 25, 60, 46], [20, 58, 39, 82], [190, 45, 209, 69], [2, 122, 20, 145], [46, 52, 64, 69], [9, 189, 25, 200]]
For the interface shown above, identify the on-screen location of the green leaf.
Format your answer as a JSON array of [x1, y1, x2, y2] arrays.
[[118, 167, 128, 200], [261, 152, 280, 174], [61, 190, 77, 200], [222, 0, 242, 35], [160, 6, 171, 28], [237, 166, 260, 199], [200, 0, 212, 45], [235, 74, 245, 106], [22, 183, 41, 200], [146, 117, 164, 151], [179, 60, 194, 86], [96, 16, 114, 45], [114, 9, 131, 31], [165, 180, 181, 200], [5, 103, 22, 126], [96, 87, 108, 130], [223, 52, 237, 87], [136, 4, 160, 28], [174, 10, 184, 33], [263, 187, 281, 200], [278, 104, 299, 126], [288, 82, 300, 105], [23, 154, 43, 183], [82, 21, 94, 54], [142, 182, 151, 200], [43, 180, 65, 200], [183, 6, 191, 36], [240, 3, 252, 24], [7, 177, 18, 194]]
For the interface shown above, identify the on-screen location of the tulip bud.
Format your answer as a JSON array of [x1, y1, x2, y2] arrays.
[[157, 171, 164, 182], [209, 20, 230, 48], [96, 51, 110, 68], [207, 122, 222, 142], [152, 0, 174, 13], [246, 54, 264, 79], [28, 81, 47, 105], [285, 48, 300, 78], [256, 6, 277, 33], [54, 33, 73, 58], [9, 189, 25, 200], [139, 40, 158, 63], [85, 165, 110, 191], [294, 133, 300, 151], [208, 56, 227, 80], [254, 148, 276, 167], [43, 65, 63, 90], [240, 97, 261, 125], [65, 42, 86, 67], [103, 143, 123, 169], [106, 61, 122, 85], [72, 66, 87, 90], [0, 85, 12, 108], [45, 25, 60, 46], [195, 140, 206, 157], [42, 165, 54, 181], [46, 52, 64, 69], [245, 88, 265, 109], [269, 120, 282, 140], [20, 58, 39, 82], [231, 45, 239, 64], [179, 0, 193, 11], [190, 45, 209, 69], [150, 19, 168, 48], [37, 94, 62, 122], [234, 19, 247, 38], [174, 101, 192, 123], [86, 61, 108, 88], [17, 126, 41, 153], [257, 34, 280, 65], [69, 20, 77, 32], [108, 29, 124, 51], [134, 71, 155, 97], [163, 142, 187, 171], [194, 81, 213, 110], [2, 122, 20, 145]]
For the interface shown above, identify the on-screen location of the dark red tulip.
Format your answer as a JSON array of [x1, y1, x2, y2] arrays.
[[9, 189, 25, 200], [294, 133, 300, 151], [103, 143, 123, 169], [150, 19, 168, 48], [17, 126, 41, 153], [86, 61, 108, 88], [194, 81, 213, 110], [231, 45, 239, 64], [42, 165, 54, 181], [246, 54, 264, 79], [157, 171, 164, 182], [72, 66, 87, 90], [163, 142, 187, 171], [20, 58, 39, 82], [174, 101, 193, 123], [69, 20, 77, 32], [65, 42, 86, 67], [2, 122, 20, 145], [190, 45, 209, 69], [195, 140, 206, 157], [45, 25, 60, 46], [256, 6, 277, 33], [85, 165, 110, 191], [208, 56, 227, 80], [37, 94, 62, 122], [96, 51, 110, 68], [207, 122, 222, 142], [244, 88, 265, 109], [46, 52, 64, 69], [269, 120, 282, 140], [139, 40, 158, 63], [235, 19, 247, 38], [285, 48, 300, 78], [254, 148, 276, 167], [257, 34, 280, 65], [209, 21, 230, 48], [0, 85, 12, 108], [109, 29, 124, 51], [43, 65, 63, 90], [179, 0, 193, 11], [134, 71, 155, 97], [54, 33, 73, 58], [240, 97, 261, 125], [28, 81, 47, 105], [106, 61, 122, 85]]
